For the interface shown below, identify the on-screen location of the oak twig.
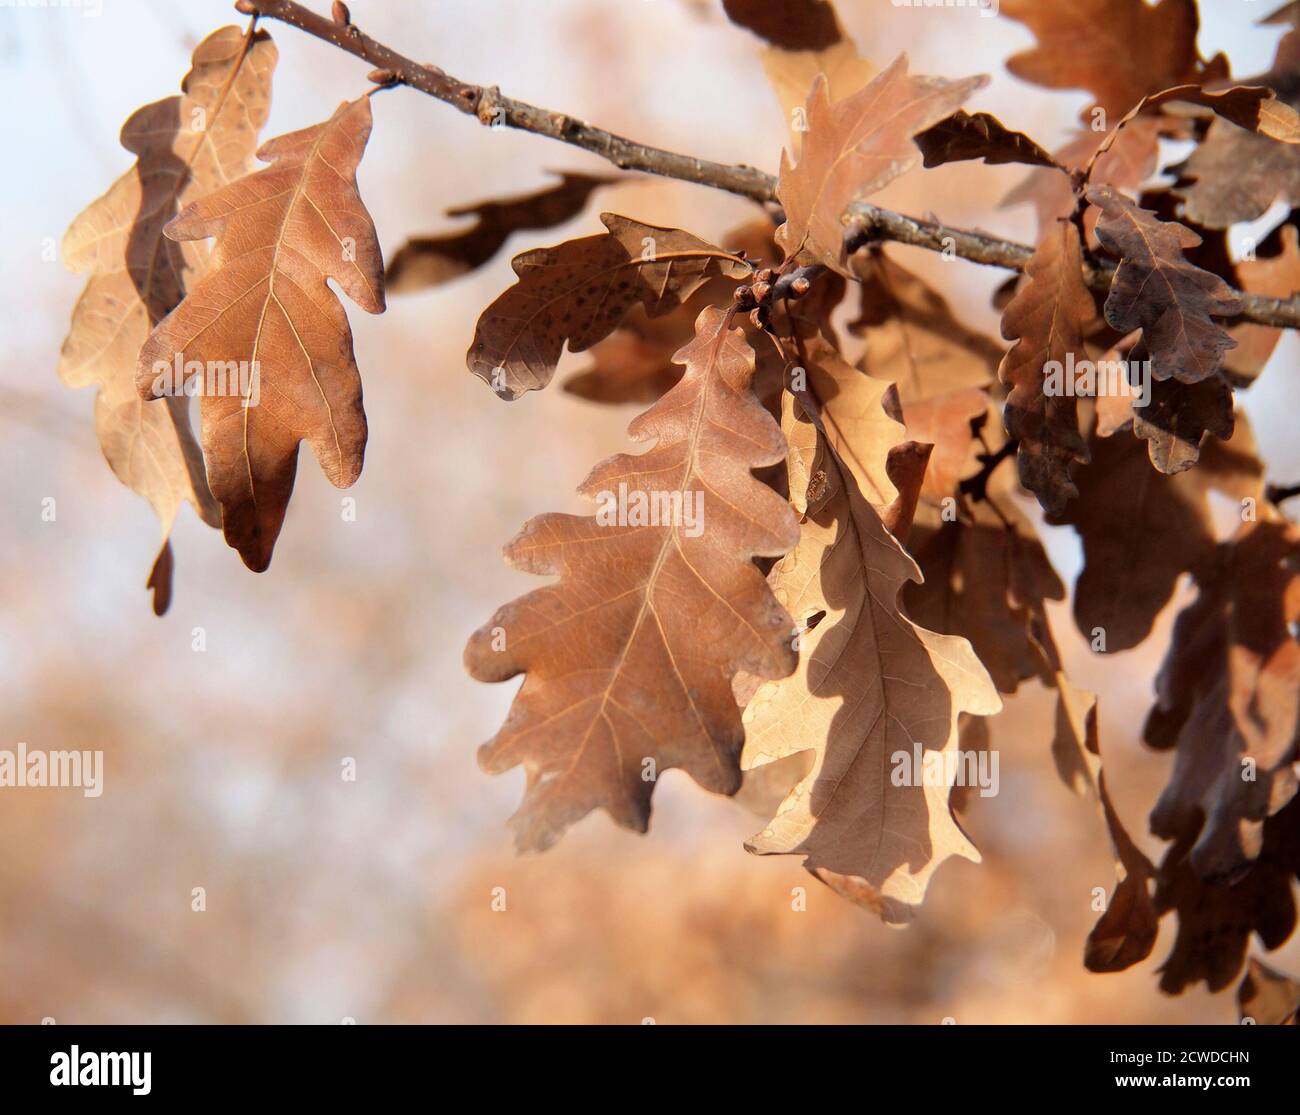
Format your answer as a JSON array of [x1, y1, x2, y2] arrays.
[[241, 0, 1300, 332]]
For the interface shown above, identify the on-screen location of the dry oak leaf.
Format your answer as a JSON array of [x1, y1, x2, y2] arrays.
[[136, 96, 384, 573], [915, 110, 1059, 171], [1049, 418, 1262, 653], [561, 219, 778, 406], [1131, 364, 1235, 475], [1084, 770, 1160, 973], [1177, 118, 1300, 229], [851, 250, 1003, 404], [465, 306, 800, 852], [723, 0, 874, 139], [59, 25, 277, 607], [1152, 796, 1300, 994], [1176, 24, 1300, 227], [1087, 185, 1243, 385], [776, 55, 986, 276], [1238, 957, 1300, 1024], [721, 0, 842, 51], [467, 215, 749, 399], [1145, 520, 1300, 884], [385, 171, 615, 294], [999, 220, 1099, 515], [1227, 223, 1300, 382], [1004, 118, 1168, 237], [1001, 0, 1207, 120], [740, 390, 1000, 924]]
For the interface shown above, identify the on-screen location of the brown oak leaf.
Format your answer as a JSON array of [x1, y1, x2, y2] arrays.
[[137, 96, 385, 573], [1145, 520, 1300, 883], [465, 306, 800, 851], [385, 171, 616, 294], [467, 215, 749, 399], [1001, 0, 1209, 119], [59, 26, 276, 605], [1087, 185, 1243, 384], [916, 110, 1059, 170], [999, 220, 1099, 514], [1049, 418, 1262, 653], [776, 55, 986, 275], [740, 388, 999, 923]]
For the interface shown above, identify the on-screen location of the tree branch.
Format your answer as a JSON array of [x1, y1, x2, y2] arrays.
[[240, 0, 1300, 332]]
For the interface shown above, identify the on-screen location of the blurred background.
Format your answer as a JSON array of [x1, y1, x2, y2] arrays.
[[1, 0, 1297, 1023]]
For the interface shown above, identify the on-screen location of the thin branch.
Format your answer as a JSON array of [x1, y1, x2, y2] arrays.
[[240, 0, 775, 202], [241, 0, 1300, 332], [845, 203, 1300, 330]]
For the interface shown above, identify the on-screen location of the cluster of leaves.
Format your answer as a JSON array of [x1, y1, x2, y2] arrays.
[[59, 0, 1300, 1014]]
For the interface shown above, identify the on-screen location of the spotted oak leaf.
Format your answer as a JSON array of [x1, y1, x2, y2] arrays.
[[59, 25, 276, 607], [1087, 185, 1243, 385], [467, 215, 749, 399], [740, 379, 1000, 923], [465, 306, 800, 852], [999, 221, 1099, 514], [136, 97, 385, 573], [776, 55, 986, 276], [385, 171, 616, 294]]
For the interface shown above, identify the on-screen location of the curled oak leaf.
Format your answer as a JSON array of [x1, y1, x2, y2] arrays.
[[741, 391, 1000, 923], [137, 96, 385, 573], [1050, 417, 1262, 653], [776, 55, 987, 276], [467, 214, 750, 399], [1153, 797, 1300, 994], [561, 219, 774, 406], [1238, 957, 1300, 1024], [465, 306, 800, 852], [1145, 520, 1300, 884], [1087, 185, 1243, 385], [1128, 83, 1300, 143], [1001, 0, 1209, 121], [915, 110, 1060, 171], [1227, 223, 1300, 382], [385, 171, 616, 294], [59, 25, 276, 606], [999, 220, 1099, 515]]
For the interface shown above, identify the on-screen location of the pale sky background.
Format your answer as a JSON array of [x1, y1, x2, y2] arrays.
[[0, 0, 1295, 1023]]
